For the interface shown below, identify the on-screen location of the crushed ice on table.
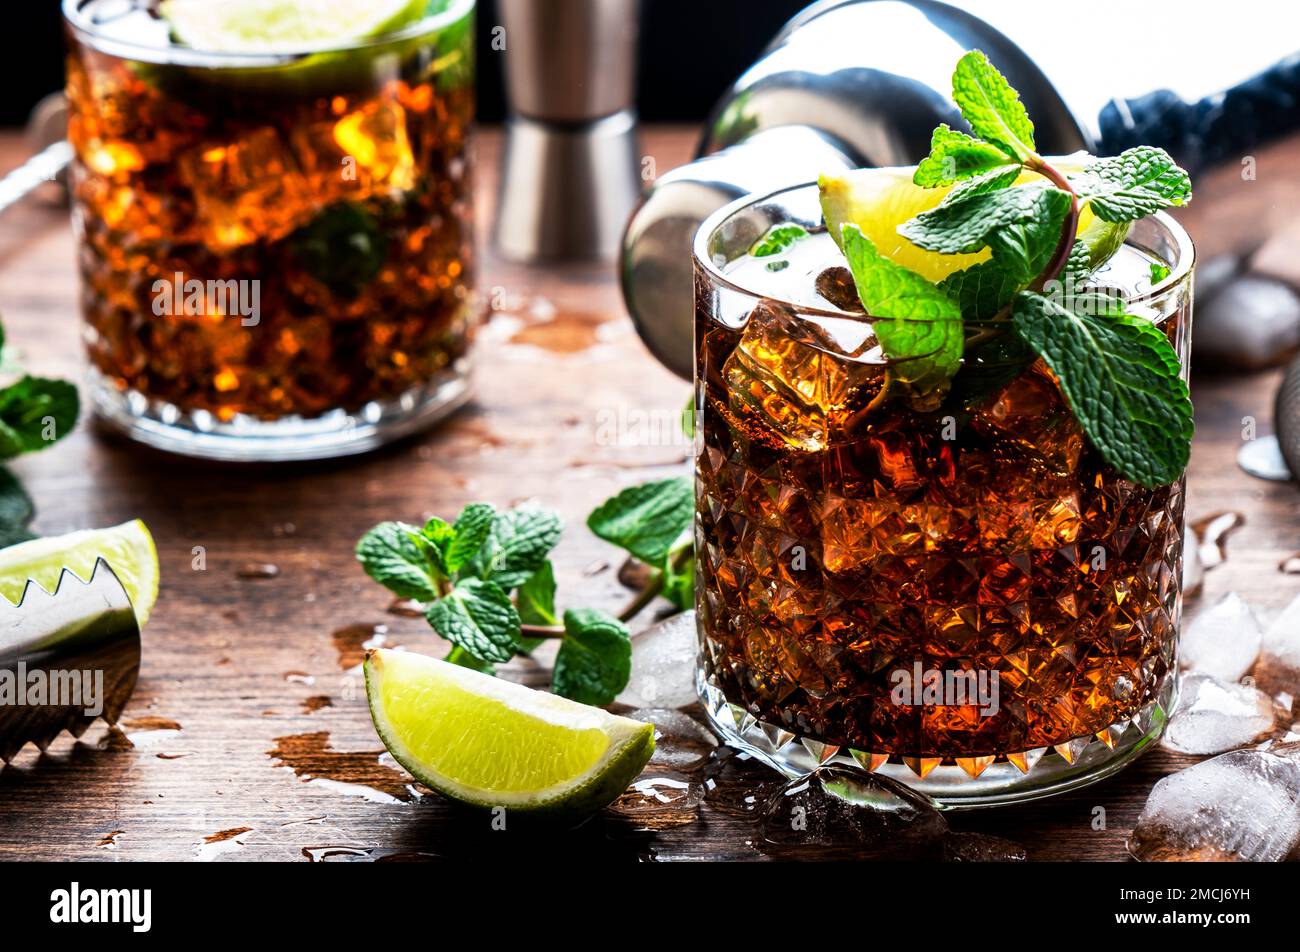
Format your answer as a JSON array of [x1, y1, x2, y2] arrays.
[[1190, 511, 1245, 570], [1179, 592, 1263, 682], [1128, 745, 1300, 861], [625, 707, 718, 772], [616, 611, 699, 709], [758, 765, 948, 859], [1162, 673, 1276, 755], [942, 832, 1028, 863], [605, 771, 704, 830], [1255, 593, 1300, 697]]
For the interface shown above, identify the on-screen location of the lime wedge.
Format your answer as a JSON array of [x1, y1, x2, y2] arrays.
[[161, 0, 430, 53], [0, 520, 158, 626], [818, 155, 1130, 283], [365, 649, 655, 815]]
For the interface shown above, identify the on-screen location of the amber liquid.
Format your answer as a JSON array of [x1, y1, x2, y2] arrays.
[[66, 8, 475, 422], [696, 235, 1186, 761]]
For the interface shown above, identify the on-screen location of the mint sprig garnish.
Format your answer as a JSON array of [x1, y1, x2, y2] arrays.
[[356, 475, 694, 705], [835, 48, 1193, 487]]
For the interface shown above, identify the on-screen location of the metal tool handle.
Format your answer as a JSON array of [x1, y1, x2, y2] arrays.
[[0, 140, 73, 217]]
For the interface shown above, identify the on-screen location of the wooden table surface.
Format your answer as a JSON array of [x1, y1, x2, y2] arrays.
[[0, 126, 1296, 863]]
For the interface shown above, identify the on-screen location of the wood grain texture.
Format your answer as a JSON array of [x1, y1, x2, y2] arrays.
[[0, 127, 1296, 862]]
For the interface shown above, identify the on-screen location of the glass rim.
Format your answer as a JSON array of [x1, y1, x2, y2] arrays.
[[62, 0, 474, 67], [692, 179, 1196, 319]]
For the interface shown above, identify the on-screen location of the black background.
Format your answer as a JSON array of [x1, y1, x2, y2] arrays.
[[2, 0, 813, 127]]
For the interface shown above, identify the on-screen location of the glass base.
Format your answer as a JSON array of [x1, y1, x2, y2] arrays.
[[89, 361, 472, 462], [698, 668, 1175, 810]]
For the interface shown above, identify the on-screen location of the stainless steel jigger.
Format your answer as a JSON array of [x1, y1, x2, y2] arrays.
[[494, 0, 643, 262]]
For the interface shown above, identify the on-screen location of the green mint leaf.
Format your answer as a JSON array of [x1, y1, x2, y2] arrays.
[[944, 166, 1022, 204], [938, 258, 1024, 321], [356, 521, 442, 600], [0, 467, 35, 548], [426, 578, 520, 664], [290, 202, 388, 298], [1069, 147, 1192, 223], [0, 377, 79, 459], [913, 124, 1017, 187], [950, 330, 1036, 410], [899, 183, 1070, 278], [659, 545, 695, 612], [466, 505, 563, 589], [681, 397, 695, 438], [587, 476, 693, 566], [445, 645, 495, 676], [552, 608, 632, 705], [840, 225, 963, 399], [951, 49, 1037, 162], [516, 560, 557, 626], [419, 516, 454, 576], [1011, 292, 1192, 487], [444, 502, 495, 574], [515, 560, 557, 654], [1061, 238, 1093, 287], [749, 223, 809, 257], [1149, 261, 1172, 284]]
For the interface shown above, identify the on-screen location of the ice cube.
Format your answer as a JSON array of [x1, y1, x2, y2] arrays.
[[330, 100, 417, 194], [724, 301, 883, 451], [1162, 673, 1276, 755], [615, 611, 699, 709], [625, 707, 718, 772], [942, 832, 1027, 862], [759, 765, 948, 859], [1128, 746, 1300, 861], [1256, 593, 1300, 696], [1179, 592, 1263, 682], [291, 99, 417, 205], [178, 127, 317, 251], [971, 369, 1085, 474]]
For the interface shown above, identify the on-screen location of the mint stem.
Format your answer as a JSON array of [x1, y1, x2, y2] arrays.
[[1024, 157, 1080, 294], [963, 157, 1079, 352], [514, 545, 693, 640]]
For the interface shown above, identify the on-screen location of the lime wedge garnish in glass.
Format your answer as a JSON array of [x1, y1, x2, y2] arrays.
[[366, 649, 655, 815], [0, 520, 159, 626], [160, 0, 431, 52], [818, 155, 1129, 283]]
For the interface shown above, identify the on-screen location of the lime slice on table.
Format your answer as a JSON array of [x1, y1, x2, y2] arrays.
[[818, 156, 1129, 283], [365, 649, 655, 816], [0, 520, 158, 626], [161, 0, 431, 53]]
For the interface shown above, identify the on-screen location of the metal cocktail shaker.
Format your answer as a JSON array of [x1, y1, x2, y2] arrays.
[[622, 0, 1300, 380]]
